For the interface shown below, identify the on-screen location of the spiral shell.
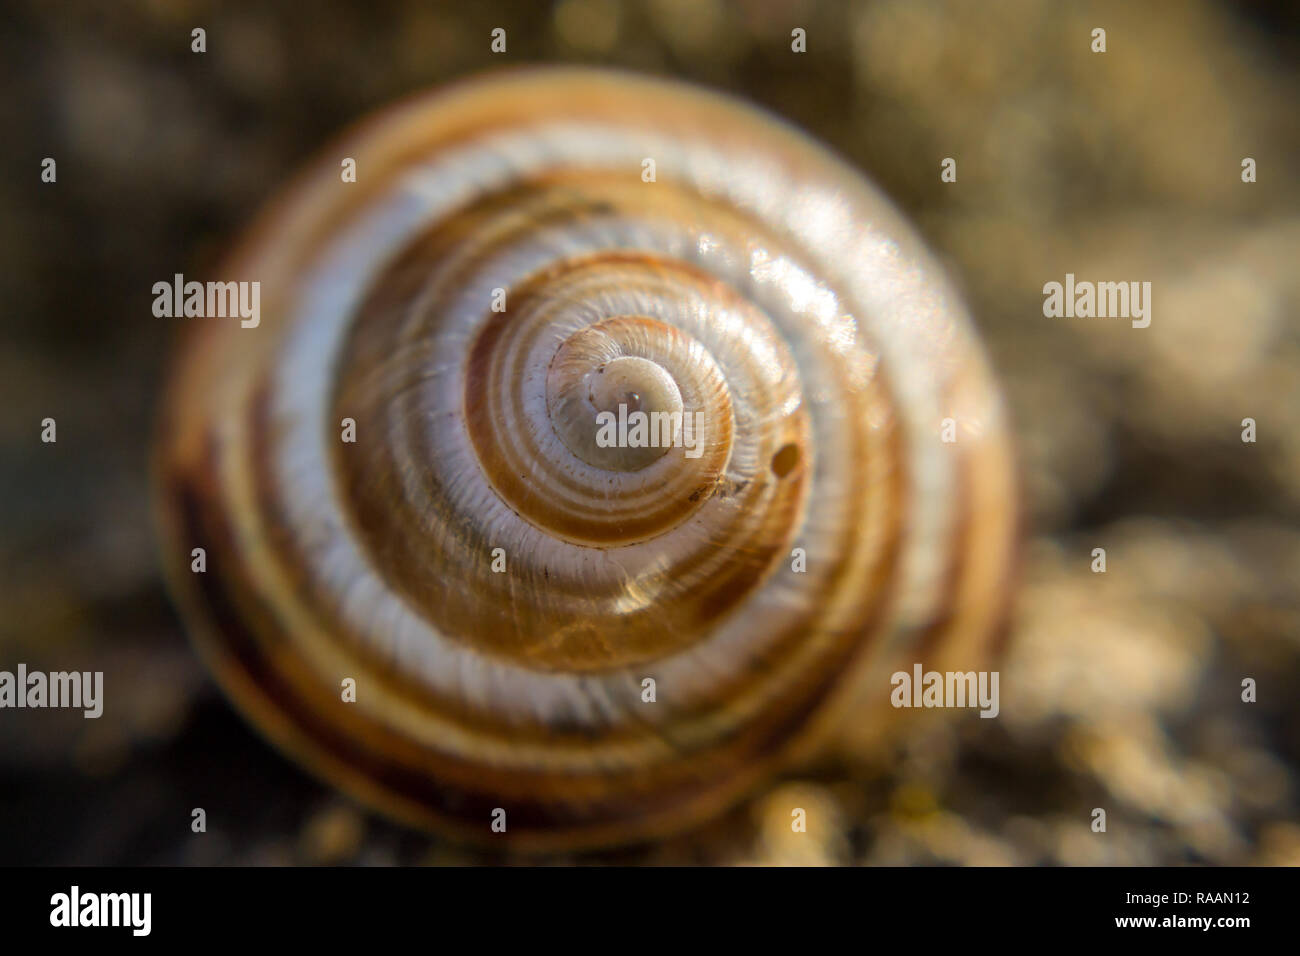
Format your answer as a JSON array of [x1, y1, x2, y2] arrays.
[[156, 68, 1017, 850]]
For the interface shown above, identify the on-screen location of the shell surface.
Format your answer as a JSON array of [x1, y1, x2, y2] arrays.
[[156, 68, 1017, 849]]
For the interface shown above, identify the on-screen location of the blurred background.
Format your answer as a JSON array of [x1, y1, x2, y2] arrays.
[[1, 0, 1297, 864]]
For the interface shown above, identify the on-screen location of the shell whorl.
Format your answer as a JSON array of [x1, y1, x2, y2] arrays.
[[157, 68, 1017, 849]]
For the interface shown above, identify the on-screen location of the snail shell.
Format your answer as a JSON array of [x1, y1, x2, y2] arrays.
[[156, 68, 1017, 850]]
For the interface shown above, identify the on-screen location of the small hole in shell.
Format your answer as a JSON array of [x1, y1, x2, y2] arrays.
[[771, 443, 800, 478]]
